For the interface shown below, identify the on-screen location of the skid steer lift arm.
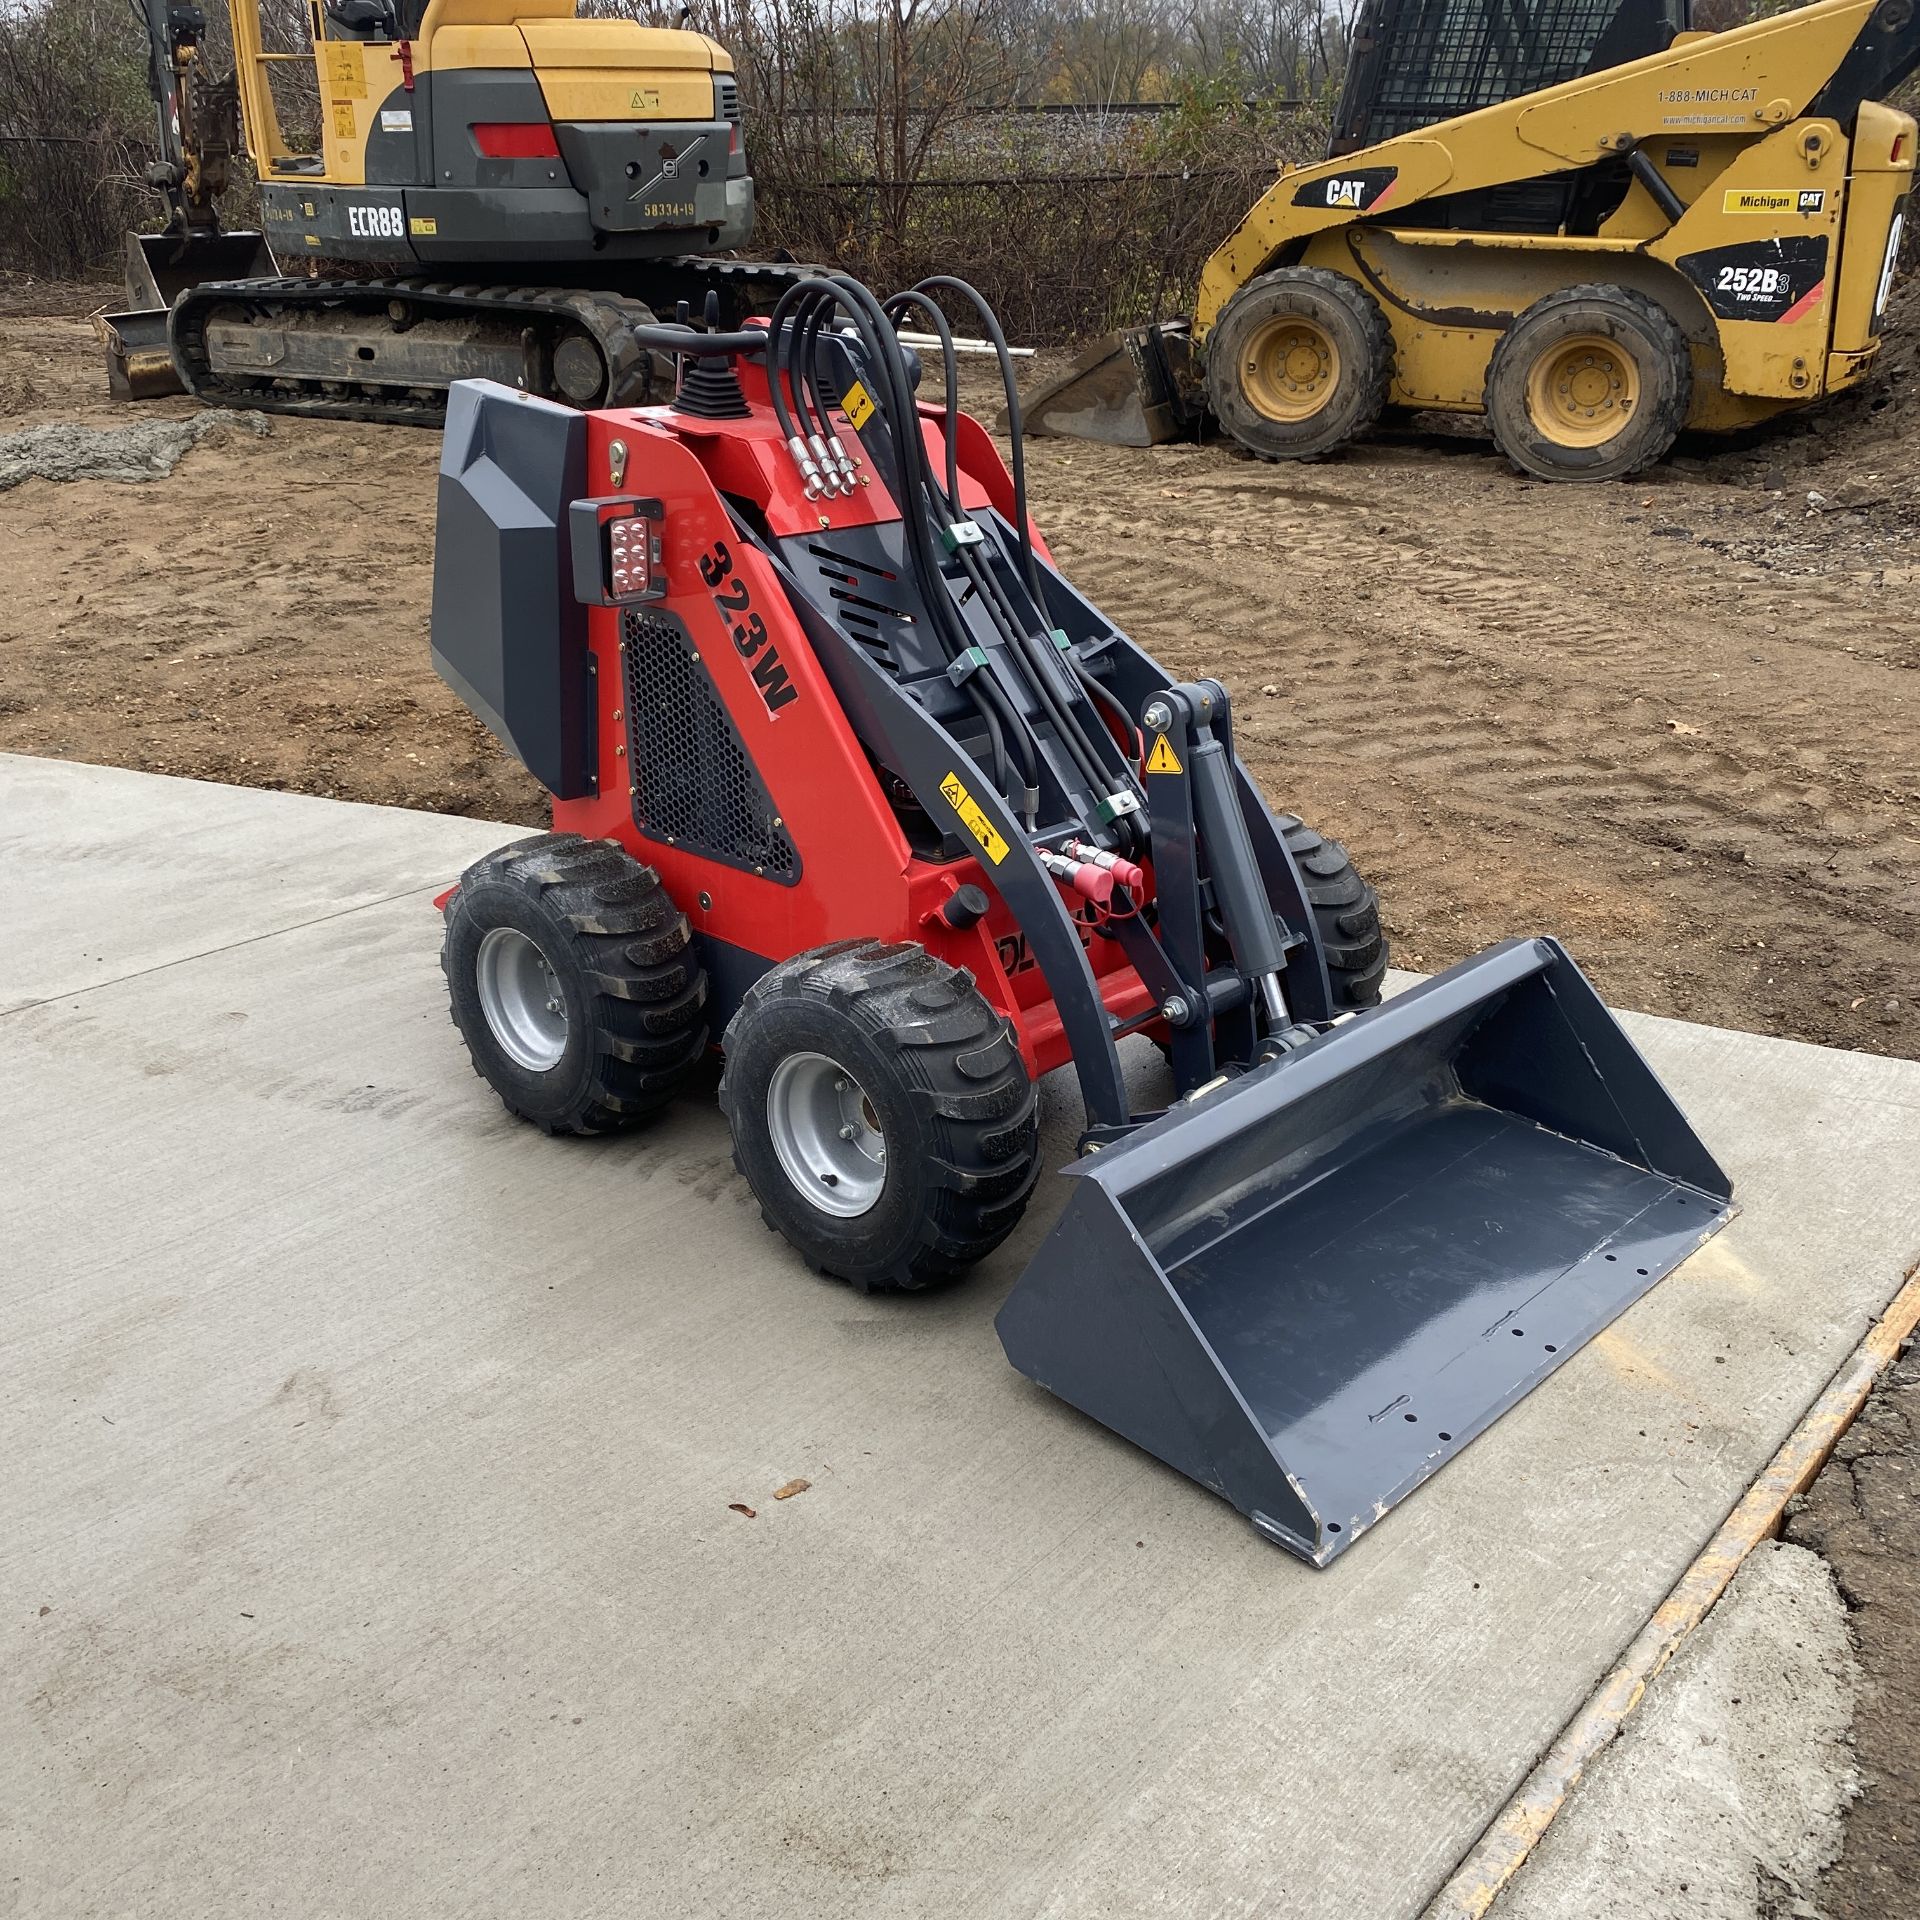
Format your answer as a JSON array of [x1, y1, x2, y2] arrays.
[[429, 277, 1735, 1563]]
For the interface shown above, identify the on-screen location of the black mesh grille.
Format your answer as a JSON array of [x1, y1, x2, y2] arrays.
[[621, 611, 799, 882], [1341, 0, 1676, 147]]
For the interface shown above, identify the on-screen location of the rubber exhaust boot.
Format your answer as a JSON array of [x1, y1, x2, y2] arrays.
[[995, 939, 1735, 1566]]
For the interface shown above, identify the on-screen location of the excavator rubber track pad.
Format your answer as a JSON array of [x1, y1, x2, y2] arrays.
[[995, 938, 1734, 1566]]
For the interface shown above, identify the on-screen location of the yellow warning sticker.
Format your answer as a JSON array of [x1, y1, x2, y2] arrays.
[[940, 770, 1009, 865], [330, 101, 357, 140], [409, 216, 438, 236], [629, 88, 661, 110], [1145, 733, 1183, 775], [323, 45, 365, 99], [841, 380, 876, 429]]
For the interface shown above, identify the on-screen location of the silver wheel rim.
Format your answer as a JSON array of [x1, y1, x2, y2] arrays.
[[766, 1051, 887, 1218], [475, 926, 569, 1073]]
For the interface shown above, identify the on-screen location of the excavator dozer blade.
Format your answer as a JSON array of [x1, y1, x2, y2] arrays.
[[996, 938, 1734, 1567], [103, 230, 277, 402], [98, 308, 180, 402], [1019, 319, 1202, 446]]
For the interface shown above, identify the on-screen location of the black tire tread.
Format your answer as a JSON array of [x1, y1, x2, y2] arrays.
[[1208, 264, 1394, 462], [718, 939, 1041, 1292], [445, 833, 708, 1134], [1483, 282, 1690, 482], [1275, 813, 1389, 1008]]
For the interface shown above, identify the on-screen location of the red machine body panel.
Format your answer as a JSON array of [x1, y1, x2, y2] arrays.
[[550, 391, 1152, 1080]]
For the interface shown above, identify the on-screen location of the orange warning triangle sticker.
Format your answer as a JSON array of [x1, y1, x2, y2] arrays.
[[1145, 733, 1183, 775]]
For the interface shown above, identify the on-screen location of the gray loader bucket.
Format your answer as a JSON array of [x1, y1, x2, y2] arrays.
[[103, 229, 276, 402], [1019, 319, 1203, 446], [996, 938, 1734, 1566]]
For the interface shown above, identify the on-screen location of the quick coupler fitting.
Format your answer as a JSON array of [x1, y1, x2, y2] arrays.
[[1038, 849, 1114, 906], [824, 430, 860, 480], [787, 434, 827, 497], [806, 433, 843, 496], [1063, 838, 1146, 893]]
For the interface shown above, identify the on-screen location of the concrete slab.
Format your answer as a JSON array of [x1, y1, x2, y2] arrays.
[[5, 756, 1919, 1920], [0, 752, 511, 1013]]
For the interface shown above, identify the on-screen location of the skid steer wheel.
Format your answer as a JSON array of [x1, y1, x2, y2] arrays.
[[443, 833, 708, 1135], [1485, 285, 1690, 482], [1207, 266, 1392, 461], [1279, 814, 1388, 1010], [718, 941, 1041, 1294]]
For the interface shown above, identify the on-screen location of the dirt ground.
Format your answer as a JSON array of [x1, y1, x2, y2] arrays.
[[1, 272, 1917, 1908], [2, 279, 1914, 1060], [1787, 1347, 1920, 1920]]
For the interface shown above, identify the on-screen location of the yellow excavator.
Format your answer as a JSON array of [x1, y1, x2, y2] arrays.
[[1027, 0, 1916, 479], [106, 0, 791, 419]]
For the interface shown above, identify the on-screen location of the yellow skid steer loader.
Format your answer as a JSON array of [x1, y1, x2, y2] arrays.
[[1026, 0, 1916, 479]]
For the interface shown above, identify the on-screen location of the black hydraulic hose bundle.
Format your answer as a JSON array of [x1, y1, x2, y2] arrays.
[[857, 276, 1124, 821], [762, 275, 1028, 815], [908, 276, 1144, 774], [629, 276, 1141, 838]]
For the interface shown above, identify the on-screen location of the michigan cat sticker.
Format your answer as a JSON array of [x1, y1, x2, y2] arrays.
[[1724, 188, 1826, 214]]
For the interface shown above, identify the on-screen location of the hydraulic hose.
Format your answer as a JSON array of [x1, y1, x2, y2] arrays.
[[849, 276, 1119, 809], [908, 276, 1144, 788], [776, 275, 1030, 811], [883, 290, 962, 507]]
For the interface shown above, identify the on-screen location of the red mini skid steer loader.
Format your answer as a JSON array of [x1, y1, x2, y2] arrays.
[[428, 274, 1734, 1565]]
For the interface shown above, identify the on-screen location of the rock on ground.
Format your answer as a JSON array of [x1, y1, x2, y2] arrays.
[[1492, 1541, 1859, 1920], [0, 410, 269, 489]]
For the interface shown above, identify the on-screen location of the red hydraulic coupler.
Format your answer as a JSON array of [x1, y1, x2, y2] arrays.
[[1062, 839, 1147, 895], [1038, 848, 1114, 905]]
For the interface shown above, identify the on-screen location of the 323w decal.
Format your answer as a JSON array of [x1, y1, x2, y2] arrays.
[[698, 541, 798, 713]]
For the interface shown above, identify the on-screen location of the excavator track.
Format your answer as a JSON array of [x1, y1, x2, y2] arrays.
[[168, 264, 810, 425]]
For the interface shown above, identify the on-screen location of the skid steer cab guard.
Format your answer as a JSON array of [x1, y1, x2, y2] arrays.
[[426, 274, 1732, 1565]]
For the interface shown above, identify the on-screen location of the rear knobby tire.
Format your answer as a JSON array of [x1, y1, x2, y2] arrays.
[[443, 832, 708, 1134], [1279, 813, 1388, 1009], [718, 940, 1041, 1293], [1207, 266, 1393, 461], [1484, 284, 1690, 482]]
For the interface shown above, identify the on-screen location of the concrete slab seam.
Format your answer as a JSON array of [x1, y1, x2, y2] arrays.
[[1422, 1259, 1920, 1920], [0, 882, 445, 1016]]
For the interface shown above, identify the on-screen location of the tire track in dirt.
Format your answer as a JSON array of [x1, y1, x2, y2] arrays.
[[1034, 446, 1917, 1052]]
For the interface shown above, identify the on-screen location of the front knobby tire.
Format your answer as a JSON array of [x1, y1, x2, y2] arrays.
[[718, 940, 1041, 1293], [444, 832, 708, 1135], [1208, 266, 1393, 461], [1279, 813, 1388, 1009]]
